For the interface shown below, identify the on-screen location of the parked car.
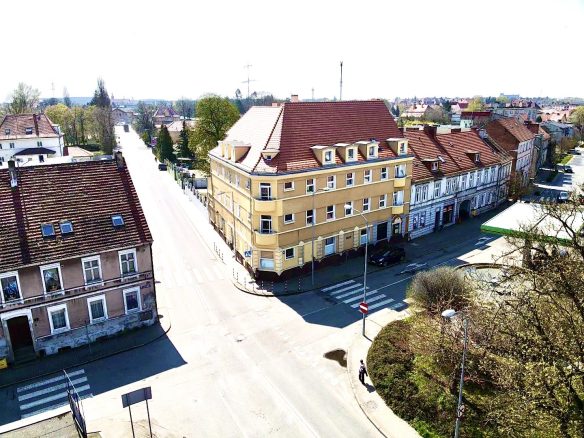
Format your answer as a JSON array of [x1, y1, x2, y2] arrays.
[[564, 165, 574, 173], [368, 247, 405, 267], [568, 149, 581, 155], [158, 163, 167, 171], [558, 191, 570, 203]]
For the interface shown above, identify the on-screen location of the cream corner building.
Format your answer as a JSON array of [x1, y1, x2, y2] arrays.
[[208, 100, 413, 277]]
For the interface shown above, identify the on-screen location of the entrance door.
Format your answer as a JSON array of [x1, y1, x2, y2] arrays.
[[7, 316, 33, 350], [434, 210, 441, 231], [392, 221, 401, 237], [376, 222, 388, 242]]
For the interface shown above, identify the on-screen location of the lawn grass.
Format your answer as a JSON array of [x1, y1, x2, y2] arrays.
[[559, 154, 573, 165]]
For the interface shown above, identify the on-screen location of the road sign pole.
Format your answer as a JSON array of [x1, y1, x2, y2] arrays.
[[146, 398, 153, 438], [128, 405, 136, 438]]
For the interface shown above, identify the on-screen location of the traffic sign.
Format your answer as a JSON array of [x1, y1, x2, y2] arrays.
[[359, 302, 368, 314]]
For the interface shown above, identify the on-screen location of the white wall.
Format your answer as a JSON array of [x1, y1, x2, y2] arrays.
[[0, 136, 62, 165]]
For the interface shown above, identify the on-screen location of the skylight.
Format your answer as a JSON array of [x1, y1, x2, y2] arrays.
[[112, 214, 125, 227], [25, 127, 33, 135], [41, 223, 55, 237], [60, 221, 73, 234]]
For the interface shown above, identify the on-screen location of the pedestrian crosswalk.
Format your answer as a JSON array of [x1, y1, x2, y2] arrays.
[[156, 264, 227, 288], [319, 280, 406, 313], [16, 369, 92, 419]]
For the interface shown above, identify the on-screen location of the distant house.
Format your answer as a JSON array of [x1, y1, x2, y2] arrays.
[[0, 114, 64, 167], [63, 146, 94, 158], [166, 119, 197, 144], [492, 101, 540, 122], [486, 118, 537, 187], [524, 122, 551, 172], [153, 107, 180, 127], [0, 153, 156, 363], [460, 111, 492, 128], [112, 107, 134, 125], [401, 103, 428, 118], [541, 121, 576, 143]]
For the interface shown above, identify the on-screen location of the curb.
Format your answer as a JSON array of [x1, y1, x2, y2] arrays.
[[0, 316, 172, 390]]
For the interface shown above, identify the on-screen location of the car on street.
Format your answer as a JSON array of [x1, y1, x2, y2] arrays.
[[564, 165, 574, 173], [558, 191, 570, 203], [158, 163, 167, 171], [568, 149, 581, 155], [368, 247, 405, 266]]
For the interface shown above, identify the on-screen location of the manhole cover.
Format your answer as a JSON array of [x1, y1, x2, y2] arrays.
[[323, 349, 347, 367]]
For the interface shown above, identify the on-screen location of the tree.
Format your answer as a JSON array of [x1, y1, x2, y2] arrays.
[[88, 79, 115, 154], [189, 96, 239, 174], [441, 100, 452, 112], [8, 83, 40, 114], [157, 125, 174, 162], [496, 95, 510, 105], [507, 171, 528, 201], [178, 121, 193, 158], [45, 104, 74, 144], [134, 101, 155, 144], [536, 115, 543, 123], [89, 78, 111, 108], [570, 107, 584, 133], [174, 98, 195, 119], [407, 267, 472, 315], [467, 96, 486, 112], [63, 87, 72, 108]]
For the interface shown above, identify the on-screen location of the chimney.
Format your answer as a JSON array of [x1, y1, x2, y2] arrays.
[[423, 125, 437, 140], [478, 128, 487, 139], [33, 114, 40, 136], [291, 94, 299, 103], [8, 160, 17, 187], [114, 151, 125, 169]]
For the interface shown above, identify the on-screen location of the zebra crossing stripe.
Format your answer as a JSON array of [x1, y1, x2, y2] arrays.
[[351, 294, 388, 308], [18, 377, 88, 402], [20, 384, 91, 411], [17, 369, 85, 393], [321, 280, 355, 292], [367, 298, 396, 311], [389, 301, 406, 310], [344, 291, 381, 304], [330, 284, 365, 297], [335, 287, 367, 300]]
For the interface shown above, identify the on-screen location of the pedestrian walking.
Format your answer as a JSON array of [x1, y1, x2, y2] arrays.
[[358, 359, 368, 385]]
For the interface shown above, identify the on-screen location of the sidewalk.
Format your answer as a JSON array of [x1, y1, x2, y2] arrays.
[[346, 307, 420, 438], [0, 314, 171, 389]]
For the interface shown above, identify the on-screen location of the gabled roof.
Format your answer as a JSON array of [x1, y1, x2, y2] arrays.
[[153, 106, 178, 118], [0, 156, 152, 272], [404, 127, 509, 182], [0, 113, 60, 140], [485, 118, 536, 151], [212, 100, 404, 174], [13, 147, 57, 156]]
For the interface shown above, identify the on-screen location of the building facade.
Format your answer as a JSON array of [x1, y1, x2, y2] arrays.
[[0, 114, 64, 166], [112, 107, 134, 125], [0, 153, 156, 363], [153, 107, 180, 127], [208, 101, 414, 277], [405, 126, 512, 239]]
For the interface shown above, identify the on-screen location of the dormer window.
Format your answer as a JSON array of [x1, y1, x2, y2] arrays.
[[60, 221, 73, 235], [398, 143, 407, 155], [112, 214, 125, 227], [4, 129, 10, 135], [25, 127, 33, 135], [265, 155, 272, 161], [41, 223, 55, 237], [347, 148, 356, 161], [324, 150, 334, 164], [431, 162, 439, 171], [474, 153, 480, 163], [368, 146, 376, 157]]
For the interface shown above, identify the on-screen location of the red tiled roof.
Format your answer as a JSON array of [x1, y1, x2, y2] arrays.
[[404, 127, 509, 182], [485, 118, 536, 152], [0, 157, 152, 272], [0, 113, 60, 140], [213, 100, 403, 174]]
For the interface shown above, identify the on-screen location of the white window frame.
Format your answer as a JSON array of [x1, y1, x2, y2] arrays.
[[259, 183, 272, 200], [346, 172, 354, 187], [284, 213, 295, 224], [326, 205, 335, 221], [434, 182, 441, 198], [345, 201, 353, 216], [0, 271, 22, 304], [364, 170, 372, 183], [324, 236, 336, 255], [40, 263, 64, 294], [118, 248, 138, 278], [393, 191, 404, 206], [380, 167, 388, 180], [87, 294, 108, 323], [379, 194, 387, 208], [368, 145, 376, 158], [48, 303, 70, 334], [363, 198, 370, 212], [360, 229, 368, 245], [395, 164, 406, 178], [324, 150, 334, 163], [326, 175, 336, 189], [82, 255, 103, 287], [123, 287, 142, 314], [284, 181, 295, 192], [431, 162, 439, 171], [284, 248, 295, 260], [306, 209, 314, 226], [306, 178, 314, 194], [347, 147, 356, 161]]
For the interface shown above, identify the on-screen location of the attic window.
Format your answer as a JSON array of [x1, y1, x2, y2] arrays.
[[474, 153, 480, 163], [60, 221, 73, 234], [398, 143, 407, 154], [112, 214, 125, 227], [25, 127, 33, 135], [41, 223, 55, 237], [431, 162, 439, 171], [324, 150, 333, 163], [347, 148, 356, 161], [368, 146, 376, 157], [4, 129, 10, 135], [265, 155, 272, 161]]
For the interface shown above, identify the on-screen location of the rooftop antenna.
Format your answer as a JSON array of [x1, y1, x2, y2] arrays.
[[242, 64, 256, 99], [311, 87, 315, 101], [339, 61, 343, 101]]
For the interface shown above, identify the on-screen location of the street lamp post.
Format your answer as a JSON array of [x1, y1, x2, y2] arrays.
[[442, 308, 469, 438], [347, 205, 369, 336], [311, 186, 329, 286]]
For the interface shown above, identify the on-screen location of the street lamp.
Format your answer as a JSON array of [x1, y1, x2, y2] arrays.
[[441, 308, 469, 438], [311, 186, 330, 286], [346, 205, 369, 336]]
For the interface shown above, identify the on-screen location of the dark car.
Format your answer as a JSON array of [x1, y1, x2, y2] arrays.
[[158, 163, 167, 171], [568, 149, 581, 155], [564, 165, 574, 173], [368, 247, 405, 267]]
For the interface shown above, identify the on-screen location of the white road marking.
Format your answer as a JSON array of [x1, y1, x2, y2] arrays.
[[18, 377, 88, 402], [321, 280, 355, 292], [20, 384, 91, 411], [17, 369, 85, 393], [343, 290, 380, 304], [350, 294, 387, 308], [367, 298, 395, 310]]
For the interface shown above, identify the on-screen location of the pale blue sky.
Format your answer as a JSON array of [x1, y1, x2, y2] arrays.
[[3, 0, 583, 101]]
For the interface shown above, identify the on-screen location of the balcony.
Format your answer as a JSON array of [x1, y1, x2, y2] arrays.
[[254, 198, 283, 215], [391, 204, 404, 215], [255, 230, 278, 246], [394, 177, 406, 188]]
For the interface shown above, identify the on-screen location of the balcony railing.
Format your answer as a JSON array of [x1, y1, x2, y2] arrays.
[[0, 271, 154, 312]]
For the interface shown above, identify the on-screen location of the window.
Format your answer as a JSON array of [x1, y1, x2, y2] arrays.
[[379, 194, 387, 208], [368, 146, 376, 158], [461, 175, 467, 190], [82, 256, 102, 285], [324, 236, 336, 255], [40, 263, 63, 293], [48, 304, 70, 333], [469, 172, 475, 187], [245, 179, 251, 190], [477, 170, 482, 186], [475, 153, 480, 163], [0, 271, 21, 303], [0, 144, 2, 149], [380, 167, 388, 180], [398, 143, 406, 154], [393, 191, 404, 206], [25, 127, 33, 135], [9, 143, 15, 149], [4, 129, 9, 135], [345, 201, 353, 216], [259, 183, 272, 200], [326, 175, 336, 189], [112, 214, 124, 227], [41, 223, 55, 237], [284, 181, 294, 191], [491, 167, 496, 182], [364, 170, 372, 183], [346, 172, 354, 187], [284, 213, 294, 224], [260, 215, 272, 233], [363, 198, 370, 212], [324, 150, 333, 163], [347, 148, 356, 161], [326, 205, 335, 220], [434, 181, 441, 198], [431, 162, 439, 171], [360, 229, 368, 245], [119, 249, 138, 276], [37, 141, 43, 147], [284, 248, 295, 260], [446, 178, 455, 194], [415, 184, 429, 203], [123, 287, 141, 314], [306, 178, 314, 194], [306, 209, 314, 225], [234, 203, 240, 218], [87, 295, 108, 323], [60, 221, 73, 235], [395, 164, 406, 178]]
